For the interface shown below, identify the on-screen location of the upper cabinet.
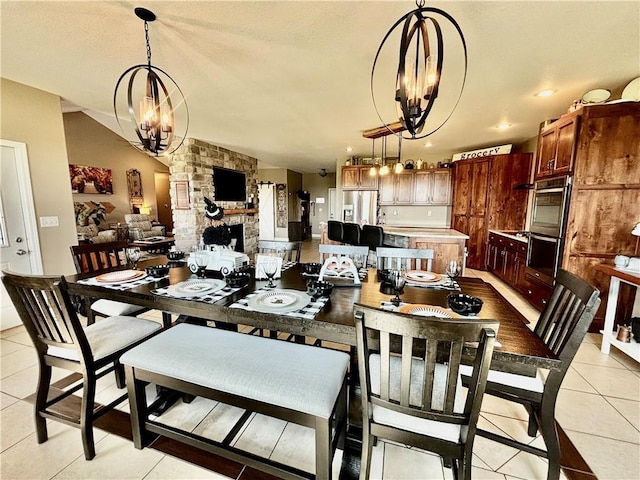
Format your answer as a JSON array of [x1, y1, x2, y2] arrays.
[[535, 114, 579, 179], [377, 169, 452, 206], [341, 166, 378, 190]]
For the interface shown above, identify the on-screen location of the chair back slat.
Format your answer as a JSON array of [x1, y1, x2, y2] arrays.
[[319, 244, 369, 263], [375, 247, 434, 271], [257, 240, 302, 262], [70, 241, 130, 274], [355, 304, 498, 427]]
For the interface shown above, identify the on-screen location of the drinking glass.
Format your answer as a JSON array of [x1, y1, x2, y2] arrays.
[[446, 260, 461, 280], [194, 251, 208, 278], [390, 269, 406, 306], [262, 258, 278, 288], [125, 247, 141, 270], [353, 254, 365, 271]]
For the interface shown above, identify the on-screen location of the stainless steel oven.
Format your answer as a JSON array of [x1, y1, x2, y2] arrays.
[[529, 176, 571, 237], [527, 233, 563, 284]]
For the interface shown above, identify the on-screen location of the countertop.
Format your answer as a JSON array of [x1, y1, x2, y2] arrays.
[[381, 226, 469, 240], [488, 229, 528, 243]]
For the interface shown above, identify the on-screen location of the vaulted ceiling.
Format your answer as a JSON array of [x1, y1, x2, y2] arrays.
[[1, 1, 638, 172]]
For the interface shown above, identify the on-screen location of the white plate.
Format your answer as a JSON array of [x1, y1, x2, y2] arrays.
[[622, 77, 640, 101], [168, 279, 226, 297], [247, 289, 311, 313], [95, 270, 146, 284], [398, 304, 459, 318], [582, 88, 610, 104], [405, 270, 441, 283]]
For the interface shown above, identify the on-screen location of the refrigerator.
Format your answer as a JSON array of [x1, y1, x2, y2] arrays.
[[342, 191, 378, 225]]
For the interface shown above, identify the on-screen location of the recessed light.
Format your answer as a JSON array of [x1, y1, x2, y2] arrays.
[[535, 89, 556, 97], [345, 146, 353, 152], [497, 123, 511, 130], [424, 141, 433, 148]]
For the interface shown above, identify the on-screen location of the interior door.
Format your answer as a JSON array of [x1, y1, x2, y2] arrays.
[[154, 171, 173, 233], [1, 140, 42, 330], [258, 184, 275, 240], [328, 188, 336, 220]]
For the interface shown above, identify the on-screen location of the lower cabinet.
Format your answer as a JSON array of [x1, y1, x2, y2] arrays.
[[522, 269, 554, 311]]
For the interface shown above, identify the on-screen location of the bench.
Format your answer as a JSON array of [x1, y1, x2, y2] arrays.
[[121, 323, 349, 480]]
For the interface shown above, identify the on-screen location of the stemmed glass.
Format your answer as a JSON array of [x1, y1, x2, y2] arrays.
[[389, 269, 406, 307], [353, 254, 365, 273], [125, 247, 141, 270], [262, 257, 278, 288], [446, 260, 461, 280]]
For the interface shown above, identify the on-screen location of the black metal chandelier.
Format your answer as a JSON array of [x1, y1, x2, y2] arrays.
[[371, 0, 467, 139], [114, 7, 188, 156]]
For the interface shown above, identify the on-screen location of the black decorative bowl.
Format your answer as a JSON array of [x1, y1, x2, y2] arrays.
[[225, 272, 250, 288], [447, 293, 483, 316], [302, 262, 322, 275], [166, 251, 185, 261], [146, 265, 170, 278], [377, 269, 393, 284], [307, 280, 334, 298]]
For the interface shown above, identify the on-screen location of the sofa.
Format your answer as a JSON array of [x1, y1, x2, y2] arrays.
[[124, 214, 166, 240], [76, 224, 117, 243]]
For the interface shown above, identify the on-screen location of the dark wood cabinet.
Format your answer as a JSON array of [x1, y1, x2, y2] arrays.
[[451, 153, 532, 270], [535, 114, 579, 179], [342, 166, 378, 190], [486, 232, 528, 293]]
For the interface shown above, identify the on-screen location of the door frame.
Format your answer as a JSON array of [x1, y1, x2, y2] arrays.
[[1, 139, 43, 274]]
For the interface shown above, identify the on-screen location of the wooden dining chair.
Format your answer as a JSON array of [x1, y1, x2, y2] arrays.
[[376, 246, 435, 271], [1, 270, 162, 460], [354, 305, 498, 480], [461, 269, 600, 480], [257, 240, 302, 262], [69, 241, 148, 322], [318, 244, 369, 263]]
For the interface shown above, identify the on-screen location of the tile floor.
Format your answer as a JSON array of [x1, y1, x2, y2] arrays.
[[1, 239, 638, 479]]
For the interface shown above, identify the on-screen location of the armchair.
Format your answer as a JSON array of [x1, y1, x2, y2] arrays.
[[124, 214, 166, 240]]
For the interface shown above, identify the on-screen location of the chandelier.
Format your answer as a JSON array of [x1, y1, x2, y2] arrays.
[[371, 0, 467, 139], [114, 8, 189, 156]]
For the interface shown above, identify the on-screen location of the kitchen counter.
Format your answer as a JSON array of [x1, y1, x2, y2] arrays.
[[488, 229, 528, 243], [382, 226, 469, 240]]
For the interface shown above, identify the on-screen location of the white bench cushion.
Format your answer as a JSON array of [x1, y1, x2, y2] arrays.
[[459, 364, 545, 394], [92, 299, 146, 317], [121, 323, 350, 418], [369, 354, 465, 443], [48, 316, 161, 362]]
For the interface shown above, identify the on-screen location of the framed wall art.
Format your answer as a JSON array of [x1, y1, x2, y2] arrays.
[[69, 165, 113, 194]]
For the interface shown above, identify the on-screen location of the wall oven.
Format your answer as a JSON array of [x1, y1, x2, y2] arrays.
[[527, 176, 571, 283]]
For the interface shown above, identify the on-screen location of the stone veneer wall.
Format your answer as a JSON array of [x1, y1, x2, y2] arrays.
[[169, 138, 259, 255]]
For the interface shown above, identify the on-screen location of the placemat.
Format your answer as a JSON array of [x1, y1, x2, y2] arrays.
[[78, 273, 168, 291], [405, 278, 460, 290], [281, 261, 298, 272], [230, 287, 330, 320], [303, 268, 368, 281], [152, 284, 241, 304]]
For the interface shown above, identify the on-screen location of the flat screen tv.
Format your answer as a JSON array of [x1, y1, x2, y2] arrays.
[[213, 167, 246, 202]]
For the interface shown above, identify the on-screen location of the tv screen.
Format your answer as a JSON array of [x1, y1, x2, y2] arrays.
[[213, 167, 246, 202]]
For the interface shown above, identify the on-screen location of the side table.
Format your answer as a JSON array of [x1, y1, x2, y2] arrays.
[[596, 264, 640, 363]]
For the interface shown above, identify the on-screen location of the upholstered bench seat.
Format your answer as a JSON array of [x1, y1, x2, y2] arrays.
[[121, 323, 349, 480]]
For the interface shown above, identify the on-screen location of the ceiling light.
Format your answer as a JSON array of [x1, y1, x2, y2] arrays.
[[345, 146, 353, 152], [497, 123, 512, 130], [371, 0, 468, 140], [424, 141, 433, 148], [394, 136, 404, 174], [535, 89, 556, 97], [114, 8, 189, 156]]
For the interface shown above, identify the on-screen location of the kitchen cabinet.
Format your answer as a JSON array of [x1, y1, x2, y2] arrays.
[[378, 171, 414, 205], [523, 268, 554, 312], [378, 169, 451, 205], [451, 153, 532, 270], [486, 232, 528, 293], [342, 166, 378, 190], [535, 114, 579, 179]]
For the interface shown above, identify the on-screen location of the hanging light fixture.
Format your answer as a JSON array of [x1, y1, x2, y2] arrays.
[[371, 0, 467, 139], [114, 7, 189, 156], [369, 137, 379, 177], [394, 136, 404, 174], [379, 136, 390, 176]]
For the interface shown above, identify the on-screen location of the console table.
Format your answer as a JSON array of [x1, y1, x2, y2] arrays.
[[597, 264, 640, 363]]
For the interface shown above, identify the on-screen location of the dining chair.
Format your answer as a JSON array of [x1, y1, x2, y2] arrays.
[[342, 222, 362, 245], [318, 244, 369, 263], [461, 269, 600, 480], [1, 270, 162, 460], [257, 240, 302, 263], [354, 305, 498, 480], [70, 241, 148, 323], [327, 220, 344, 243], [376, 246, 435, 271]]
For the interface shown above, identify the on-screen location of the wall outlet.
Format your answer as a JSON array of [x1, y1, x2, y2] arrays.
[[40, 216, 59, 227], [427, 210, 432, 217], [392, 210, 398, 216]]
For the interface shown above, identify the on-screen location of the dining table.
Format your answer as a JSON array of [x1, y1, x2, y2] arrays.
[[65, 260, 560, 377]]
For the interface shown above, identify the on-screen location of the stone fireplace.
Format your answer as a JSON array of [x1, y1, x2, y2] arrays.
[[168, 138, 258, 255]]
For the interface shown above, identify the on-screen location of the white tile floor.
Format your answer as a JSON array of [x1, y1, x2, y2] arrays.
[[1, 241, 639, 479]]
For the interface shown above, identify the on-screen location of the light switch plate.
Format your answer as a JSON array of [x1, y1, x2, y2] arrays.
[[40, 216, 59, 227]]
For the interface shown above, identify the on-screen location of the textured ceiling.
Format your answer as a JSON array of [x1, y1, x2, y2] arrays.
[[1, 1, 638, 172]]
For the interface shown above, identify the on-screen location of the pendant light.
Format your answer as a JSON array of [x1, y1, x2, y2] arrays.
[[394, 136, 404, 174], [369, 138, 379, 177], [371, 0, 468, 140], [379, 136, 390, 176], [114, 8, 189, 156]]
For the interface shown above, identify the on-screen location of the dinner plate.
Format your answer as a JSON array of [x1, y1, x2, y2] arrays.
[[247, 289, 311, 313], [621, 77, 640, 101], [404, 270, 442, 283], [398, 304, 459, 318], [168, 279, 226, 297], [96, 270, 146, 284], [581, 88, 610, 104]]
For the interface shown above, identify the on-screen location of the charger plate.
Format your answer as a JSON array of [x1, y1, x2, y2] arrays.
[[405, 270, 442, 283], [96, 270, 146, 284], [167, 279, 226, 297], [247, 289, 311, 313], [398, 304, 459, 318]]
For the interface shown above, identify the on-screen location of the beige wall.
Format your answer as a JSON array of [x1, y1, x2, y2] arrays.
[[0, 78, 77, 274], [63, 112, 169, 225], [302, 172, 336, 235]]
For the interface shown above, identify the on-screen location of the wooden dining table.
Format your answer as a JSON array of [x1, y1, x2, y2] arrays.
[[65, 261, 560, 376]]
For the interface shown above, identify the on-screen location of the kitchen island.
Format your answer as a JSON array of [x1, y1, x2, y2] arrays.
[[382, 226, 469, 274]]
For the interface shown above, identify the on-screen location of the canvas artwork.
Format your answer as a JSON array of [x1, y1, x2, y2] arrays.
[[69, 165, 113, 194]]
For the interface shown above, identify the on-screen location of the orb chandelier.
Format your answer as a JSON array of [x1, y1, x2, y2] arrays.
[[371, 0, 467, 139], [114, 7, 189, 156]]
